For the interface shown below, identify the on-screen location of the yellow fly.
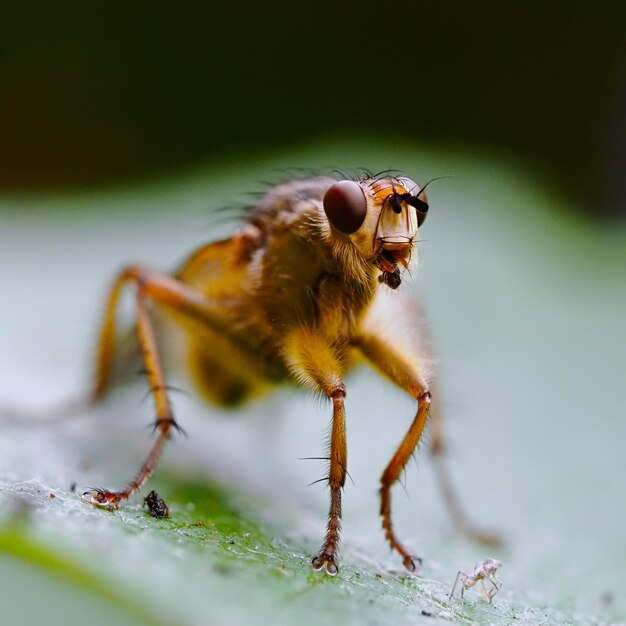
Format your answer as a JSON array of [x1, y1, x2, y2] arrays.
[[82, 172, 498, 575]]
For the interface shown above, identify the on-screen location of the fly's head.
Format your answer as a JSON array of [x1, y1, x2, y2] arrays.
[[323, 176, 429, 289]]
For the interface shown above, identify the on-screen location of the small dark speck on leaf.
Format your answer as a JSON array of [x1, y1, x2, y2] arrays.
[[69, 483, 77, 493], [421, 609, 433, 617], [143, 490, 170, 518], [49, 493, 56, 499]]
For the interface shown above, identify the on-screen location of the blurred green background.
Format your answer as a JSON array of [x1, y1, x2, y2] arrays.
[[1, 1, 625, 218]]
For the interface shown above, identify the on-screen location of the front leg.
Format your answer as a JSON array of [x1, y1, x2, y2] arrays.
[[354, 331, 431, 572], [283, 328, 348, 575]]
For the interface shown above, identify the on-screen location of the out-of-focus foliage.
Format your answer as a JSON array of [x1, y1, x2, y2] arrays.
[[0, 2, 624, 218]]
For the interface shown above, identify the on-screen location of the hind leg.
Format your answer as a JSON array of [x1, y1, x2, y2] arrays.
[[430, 408, 502, 545]]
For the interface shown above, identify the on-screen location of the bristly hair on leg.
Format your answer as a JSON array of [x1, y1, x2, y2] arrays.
[[308, 476, 330, 488], [149, 416, 187, 437], [140, 384, 191, 406]]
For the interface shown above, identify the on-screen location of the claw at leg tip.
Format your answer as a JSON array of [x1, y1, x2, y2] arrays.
[[81, 488, 120, 510], [311, 554, 339, 576], [403, 555, 421, 573]]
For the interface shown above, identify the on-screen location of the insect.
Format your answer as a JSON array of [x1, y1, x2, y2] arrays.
[[450, 558, 503, 602], [81, 171, 498, 575]]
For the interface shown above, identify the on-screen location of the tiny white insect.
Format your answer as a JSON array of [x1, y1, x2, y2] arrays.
[[450, 558, 503, 603]]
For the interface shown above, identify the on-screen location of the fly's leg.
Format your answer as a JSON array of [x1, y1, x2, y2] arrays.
[[91, 264, 131, 400], [92, 265, 232, 400], [380, 398, 430, 572], [356, 328, 502, 559], [355, 332, 431, 572], [397, 299, 503, 547], [83, 265, 228, 509], [284, 329, 347, 576], [429, 404, 502, 545], [311, 390, 347, 576]]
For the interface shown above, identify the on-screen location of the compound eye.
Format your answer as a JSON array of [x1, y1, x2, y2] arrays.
[[323, 181, 367, 234]]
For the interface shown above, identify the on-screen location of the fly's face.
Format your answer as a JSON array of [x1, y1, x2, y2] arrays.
[[323, 176, 429, 289]]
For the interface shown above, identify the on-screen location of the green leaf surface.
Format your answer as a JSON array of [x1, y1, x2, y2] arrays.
[[1, 141, 625, 625]]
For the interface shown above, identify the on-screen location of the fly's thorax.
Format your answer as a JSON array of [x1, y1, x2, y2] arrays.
[[239, 188, 378, 341]]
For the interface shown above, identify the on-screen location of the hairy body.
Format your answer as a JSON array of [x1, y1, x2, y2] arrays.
[[84, 173, 496, 575], [177, 177, 395, 402]]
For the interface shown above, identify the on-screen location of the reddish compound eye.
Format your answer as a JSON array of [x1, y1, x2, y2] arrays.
[[323, 181, 367, 234]]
